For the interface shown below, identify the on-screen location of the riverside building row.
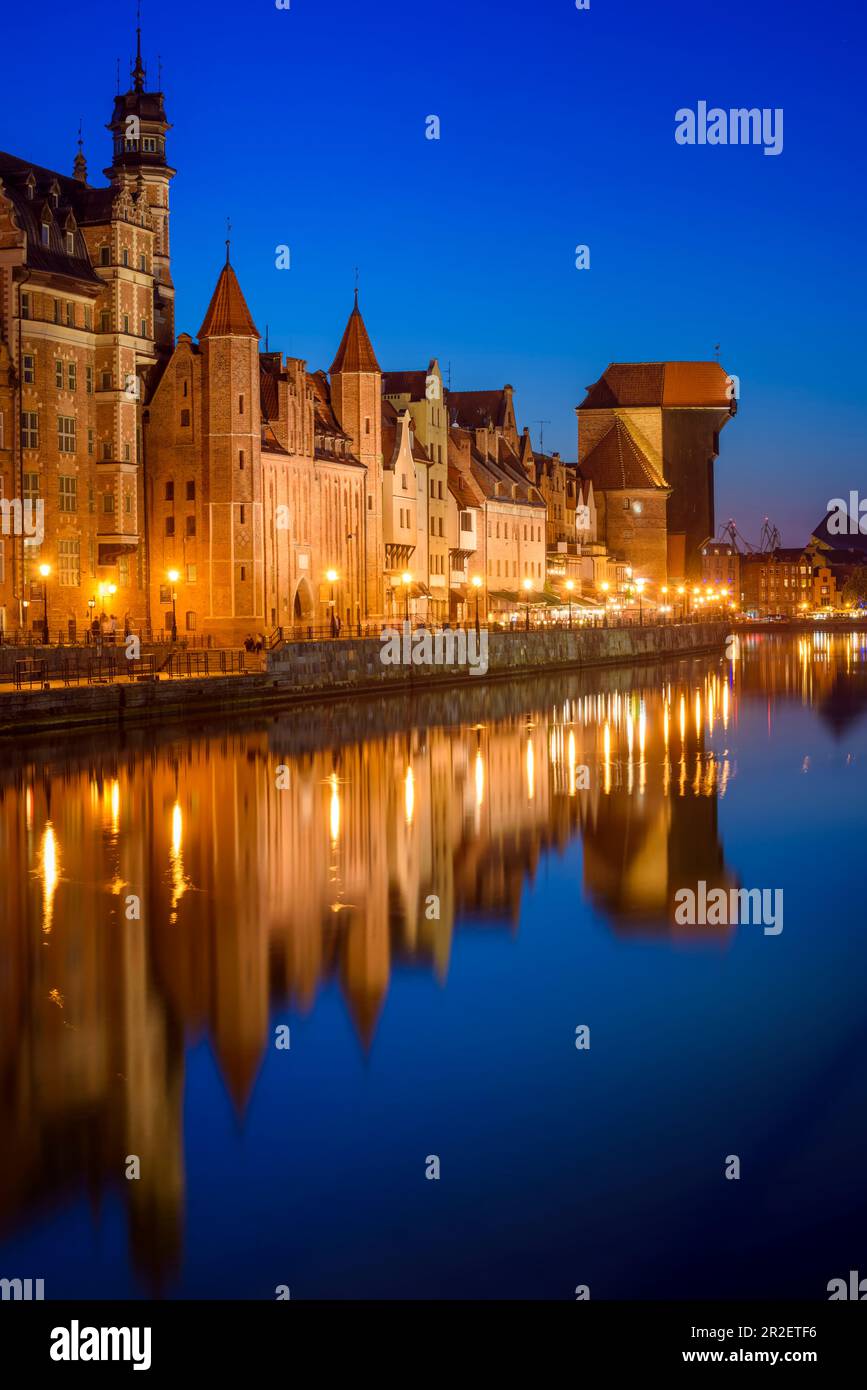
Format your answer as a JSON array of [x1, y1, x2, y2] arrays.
[[0, 28, 736, 644]]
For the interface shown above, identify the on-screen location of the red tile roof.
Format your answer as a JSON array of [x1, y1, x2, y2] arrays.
[[448, 389, 511, 430], [579, 361, 732, 409], [382, 369, 428, 396], [579, 418, 668, 491], [198, 260, 259, 338], [329, 292, 381, 374]]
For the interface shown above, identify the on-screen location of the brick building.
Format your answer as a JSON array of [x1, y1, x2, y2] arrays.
[[700, 538, 741, 596], [446, 387, 548, 617], [0, 31, 171, 637], [0, 24, 736, 642], [576, 362, 736, 589]]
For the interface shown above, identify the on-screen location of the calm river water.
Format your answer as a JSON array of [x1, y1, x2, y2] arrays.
[[1, 631, 865, 1299]]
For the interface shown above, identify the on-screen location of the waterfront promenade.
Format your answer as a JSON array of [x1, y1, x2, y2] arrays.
[[0, 621, 729, 739]]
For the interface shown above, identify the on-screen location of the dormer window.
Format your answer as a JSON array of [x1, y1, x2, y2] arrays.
[[41, 220, 50, 246], [65, 231, 75, 255], [25, 174, 35, 199]]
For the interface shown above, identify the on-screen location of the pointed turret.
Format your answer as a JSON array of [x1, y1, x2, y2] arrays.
[[329, 292, 384, 617], [329, 291, 381, 374], [198, 259, 259, 339]]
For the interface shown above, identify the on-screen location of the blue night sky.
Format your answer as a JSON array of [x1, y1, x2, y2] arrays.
[[1, 0, 864, 543]]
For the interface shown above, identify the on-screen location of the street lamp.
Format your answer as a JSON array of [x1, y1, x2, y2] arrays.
[[401, 571, 412, 625], [326, 568, 339, 636], [565, 578, 574, 630], [471, 574, 482, 636], [522, 577, 533, 632], [167, 569, 180, 643], [636, 577, 645, 625], [38, 563, 51, 645], [600, 580, 610, 627]]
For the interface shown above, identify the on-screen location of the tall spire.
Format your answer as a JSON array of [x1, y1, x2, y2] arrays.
[[330, 295, 380, 375], [198, 259, 259, 339], [73, 118, 87, 182], [132, 4, 146, 93]]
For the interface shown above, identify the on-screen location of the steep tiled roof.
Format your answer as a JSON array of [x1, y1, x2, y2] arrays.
[[578, 361, 733, 409], [449, 389, 510, 430], [198, 260, 259, 338], [382, 369, 427, 397], [0, 151, 103, 285], [579, 418, 668, 491], [259, 366, 279, 422], [448, 462, 485, 509], [329, 292, 381, 374]]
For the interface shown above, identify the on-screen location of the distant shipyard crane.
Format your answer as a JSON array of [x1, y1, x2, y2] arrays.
[[717, 516, 781, 554]]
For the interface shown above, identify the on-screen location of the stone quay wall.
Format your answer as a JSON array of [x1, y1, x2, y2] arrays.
[[0, 623, 728, 739]]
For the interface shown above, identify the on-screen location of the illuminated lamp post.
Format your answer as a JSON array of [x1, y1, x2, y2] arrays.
[[401, 571, 412, 625], [522, 576, 533, 632], [565, 578, 574, 630], [472, 574, 482, 637], [167, 569, 180, 643], [326, 568, 338, 636], [38, 563, 51, 645]]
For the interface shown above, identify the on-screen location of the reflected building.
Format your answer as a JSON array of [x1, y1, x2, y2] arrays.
[[8, 637, 854, 1287]]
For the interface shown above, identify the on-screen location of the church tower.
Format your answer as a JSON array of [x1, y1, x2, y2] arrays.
[[330, 293, 384, 618], [106, 24, 176, 353], [197, 253, 266, 645]]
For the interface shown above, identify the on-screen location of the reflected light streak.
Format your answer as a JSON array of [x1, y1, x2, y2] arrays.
[[169, 802, 188, 922], [404, 765, 415, 825], [40, 823, 59, 935]]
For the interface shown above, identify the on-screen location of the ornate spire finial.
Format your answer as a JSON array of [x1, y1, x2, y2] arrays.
[[132, 4, 146, 93], [73, 118, 87, 182], [225, 217, 232, 265]]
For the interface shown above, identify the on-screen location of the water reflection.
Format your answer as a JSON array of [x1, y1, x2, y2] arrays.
[[0, 631, 865, 1291]]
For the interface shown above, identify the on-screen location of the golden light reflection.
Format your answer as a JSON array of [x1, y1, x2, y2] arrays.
[[169, 802, 188, 923], [329, 773, 341, 844], [567, 729, 577, 797], [474, 748, 484, 808], [40, 823, 59, 935], [526, 736, 535, 801], [404, 765, 415, 825]]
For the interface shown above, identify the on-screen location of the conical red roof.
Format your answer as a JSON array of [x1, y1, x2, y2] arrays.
[[329, 292, 380, 374], [198, 260, 259, 339]]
